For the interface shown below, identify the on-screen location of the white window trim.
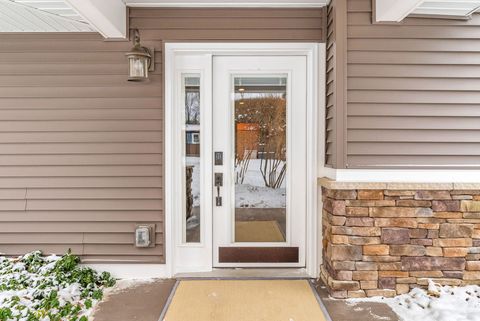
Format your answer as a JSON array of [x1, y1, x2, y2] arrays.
[[165, 43, 325, 278]]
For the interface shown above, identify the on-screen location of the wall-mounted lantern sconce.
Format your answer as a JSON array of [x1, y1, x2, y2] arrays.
[[125, 29, 154, 82]]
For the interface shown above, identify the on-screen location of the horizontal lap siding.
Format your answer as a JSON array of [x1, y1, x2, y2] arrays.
[[0, 33, 165, 263], [325, 4, 336, 166], [0, 8, 325, 263], [129, 8, 325, 41], [346, 0, 480, 168]]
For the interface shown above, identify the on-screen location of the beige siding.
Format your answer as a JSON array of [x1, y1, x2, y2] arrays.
[[0, 33, 164, 263], [129, 8, 325, 41], [0, 8, 325, 264], [325, 4, 335, 166], [348, 0, 480, 168], [327, 0, 480, 168], [325, 0, 347, 168]]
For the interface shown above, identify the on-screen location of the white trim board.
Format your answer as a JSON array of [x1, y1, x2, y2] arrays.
[[374, 0, 424, 22], [126, 0, 327, 7], [323, 169, 480, 183], [65, 0, 126, 38]]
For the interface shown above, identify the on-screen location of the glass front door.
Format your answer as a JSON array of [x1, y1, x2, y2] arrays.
[[212, 56, 307, 267], [234, 76, 287, 243]]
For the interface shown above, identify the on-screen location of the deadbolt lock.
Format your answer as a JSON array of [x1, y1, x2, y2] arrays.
[[214, 173, 223, 187]]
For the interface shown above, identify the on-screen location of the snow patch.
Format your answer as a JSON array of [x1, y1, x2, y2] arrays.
[[347, 280, 480, 321], [105, 278, 156, 295], [235, 184, 286, 208]]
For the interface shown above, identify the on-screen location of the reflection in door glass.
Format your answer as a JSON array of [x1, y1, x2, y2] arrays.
[[234, 76, 287, 243], [184, 76, 201, 243]]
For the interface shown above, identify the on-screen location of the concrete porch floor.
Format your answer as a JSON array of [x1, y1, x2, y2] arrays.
[[92, 279, 176, 321], [312, 280, 399, 321], [92, 278, 399, 321]]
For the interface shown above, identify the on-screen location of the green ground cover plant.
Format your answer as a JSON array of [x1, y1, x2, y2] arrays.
[[0, 250, 115, 321]]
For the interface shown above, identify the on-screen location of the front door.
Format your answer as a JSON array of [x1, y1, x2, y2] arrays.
[[212, 56, 307, 267]]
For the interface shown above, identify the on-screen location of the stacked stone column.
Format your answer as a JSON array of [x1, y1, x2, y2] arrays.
[[321, 186, 480, 298]]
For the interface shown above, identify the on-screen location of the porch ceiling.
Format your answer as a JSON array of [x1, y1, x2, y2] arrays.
[[0, 0, 327, 37], [10, 0, 87, 22], [411, 0, 480, 18], [0, 0, 95, 32], [375, 0, 480, 22]]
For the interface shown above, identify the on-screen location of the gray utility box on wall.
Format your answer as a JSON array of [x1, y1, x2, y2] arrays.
[[135, 224, 156, 248]]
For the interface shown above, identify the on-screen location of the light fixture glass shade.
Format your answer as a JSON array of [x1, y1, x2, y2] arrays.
[[125, 29, 152, 82], [128, 56, 149, 81], [126, 49, 151, 81]]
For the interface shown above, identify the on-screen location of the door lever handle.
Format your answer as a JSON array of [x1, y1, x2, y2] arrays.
[[215, 173, 223, 206]]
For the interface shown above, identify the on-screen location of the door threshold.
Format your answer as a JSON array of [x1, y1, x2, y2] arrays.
[[174, 268, 310, 279]]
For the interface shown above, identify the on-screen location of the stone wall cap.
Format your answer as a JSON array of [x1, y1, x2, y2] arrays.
[[318, 177, 387, 189], [318, 177, 475, 190]]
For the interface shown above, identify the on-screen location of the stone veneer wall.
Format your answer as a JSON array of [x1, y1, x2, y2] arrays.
[[320, 185, 480, 298]]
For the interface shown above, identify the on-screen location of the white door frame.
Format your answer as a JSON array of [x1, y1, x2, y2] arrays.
[[164, 42, 325, 277]]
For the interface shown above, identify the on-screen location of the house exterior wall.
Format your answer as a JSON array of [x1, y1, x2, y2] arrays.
[[325, 0, 347, 168], [320, 181, 480, 298], [129, 8, 326, 41], [0, 8, 325, 264], [327, 0, 480, 169], [321, 0, 480, 296], [0, 33, 165, 264], [325, 3, 335, 167]]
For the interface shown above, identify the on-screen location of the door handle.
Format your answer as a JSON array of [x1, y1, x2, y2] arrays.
[[215, 173, 223, 206]]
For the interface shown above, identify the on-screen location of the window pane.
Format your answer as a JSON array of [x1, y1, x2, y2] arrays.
[[234, 76, 287, 243], [184, 75, 201, 243]]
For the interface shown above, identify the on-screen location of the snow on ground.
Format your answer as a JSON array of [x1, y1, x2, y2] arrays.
[[94, 279, 155, 304], [238, 158, 286, 190], [186, 157, 286, 208], [103, 279, 155, 295], [347, 280, 480, 321], [235, 184, 285, 208]]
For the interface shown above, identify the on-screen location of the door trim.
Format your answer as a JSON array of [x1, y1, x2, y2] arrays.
[[164, 43, 325, 278]]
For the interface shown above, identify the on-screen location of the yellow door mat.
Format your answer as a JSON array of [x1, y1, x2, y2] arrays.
[[235, 220, 285, 242], [163, 280, 329, 321]]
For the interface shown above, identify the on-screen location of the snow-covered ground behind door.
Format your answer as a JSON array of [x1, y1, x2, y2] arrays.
[[347, 280, 480, 321], [186, 157, 286, 208]]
